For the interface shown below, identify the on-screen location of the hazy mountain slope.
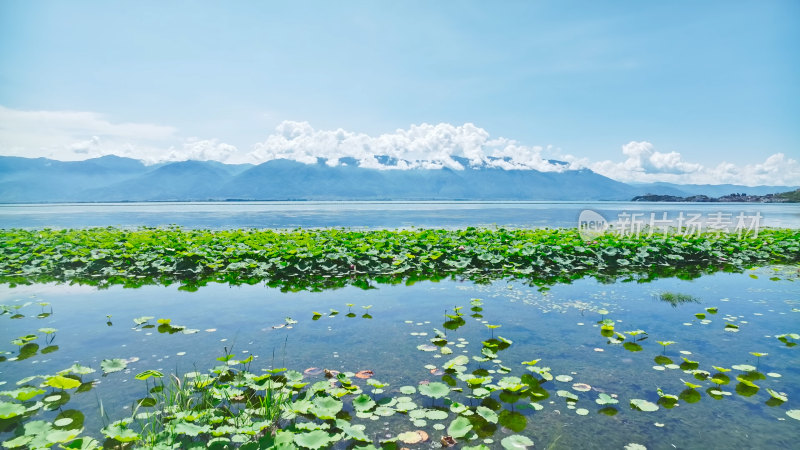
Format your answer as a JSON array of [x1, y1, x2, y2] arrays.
[[1, 155, 795, 203], [80, 161, 233, 201]]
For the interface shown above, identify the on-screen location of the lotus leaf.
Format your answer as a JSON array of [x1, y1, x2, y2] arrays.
[[447, 416, 473, 438], [101, 358, 127, 374], [419, 382, 450, 399], [501, 435, 534, 449], [630, 399, 659, 412]]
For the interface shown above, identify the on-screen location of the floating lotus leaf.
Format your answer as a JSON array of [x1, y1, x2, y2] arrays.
[[425, 409, 448, 420], [419, 382, 450, 399], [398, 431, 423, 444], [447, 416, 473, 438], [417, 344, 437, 352], [555, 375, 573, 382], [101, 358, 127, 374], [731, 364, 756, 372], [2, 386, 45, 401], [572, 383, 592, 392], [477, 405, 498, 423], [595, 393, 618, 405], [399, 385, 416, 395], [133, 316, 154, 325], [443, 355, 469, 370], [0, 400, 26, 419], [786, 410, 800, 421], [766, 388, 787, 402], [680, 379, 701, 389], [352, 394, 375, 412], [294, 430, 336, 449], [557, 390, 578, 401], [630, 399, 659, 412], [312, 396, 343, 420], [44, 375, 81, 390], [501, 434, 534, 449], [102, 421, 141, 442], [134, 370, 163, 380], [54, 409, 85, 431]]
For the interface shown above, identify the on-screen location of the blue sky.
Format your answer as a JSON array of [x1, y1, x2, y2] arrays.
[[0, 0, 798, 185]]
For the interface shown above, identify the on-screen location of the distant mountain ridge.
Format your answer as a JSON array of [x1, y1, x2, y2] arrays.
[[0, 155, 796, 203]]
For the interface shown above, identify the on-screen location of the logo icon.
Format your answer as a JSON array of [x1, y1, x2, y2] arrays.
[[578, 210, 608, 241]]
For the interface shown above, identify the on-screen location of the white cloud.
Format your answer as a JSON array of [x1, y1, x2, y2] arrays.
[[241, 121, 569, 172], [589, 141, 799, 186], [1, 106, 797, 186]]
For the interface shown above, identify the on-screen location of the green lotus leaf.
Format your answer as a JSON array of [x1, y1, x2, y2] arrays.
[[2, 386, 46, 401], [419, 382, 450, 399], [54, 409, 85, 431], [134, 370, 164, 380], [399, 385, 416, 395], [766, 388, 787, 402], [443, 355, 469, 370], [556, 390, 578, 402], [0, 400, 26, 419], [133, 316, 154, 325], [102, 421, 140, 442], [352, 394, 375, 412], [60, 437, 101, 449], [335, 419, 368, 442], [477, 405, 498, 423], [447, 416, 473, 438], [629, 399, 659, 412], [101, 358, 127, 374], [174, 421, 210, 437], [786, 410, 800, 421], [501, 435, 534, 449], [595, 393, 618, 405], [312, 396, 343, 419], [294, 430, 335, 449], [44, 375, 81, 390]]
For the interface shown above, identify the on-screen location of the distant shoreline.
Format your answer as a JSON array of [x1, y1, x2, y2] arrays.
[[632, 189, 800, 203]]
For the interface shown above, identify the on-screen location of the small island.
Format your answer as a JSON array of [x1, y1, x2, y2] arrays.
[[632, 189, 800, 203]]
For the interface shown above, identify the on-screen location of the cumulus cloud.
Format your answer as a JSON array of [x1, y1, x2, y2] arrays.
[[0, 106, 243, 165], [241, 121, 569, 172], [1, 105, 798, 186], [589, 141, 799, 186]]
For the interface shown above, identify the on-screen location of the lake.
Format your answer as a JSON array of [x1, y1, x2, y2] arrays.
[[1, 201, 799, 229], [1, 202, 799, 449], [2, 266, 799, 449]]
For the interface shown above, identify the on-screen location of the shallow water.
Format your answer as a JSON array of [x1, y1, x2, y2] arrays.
[[1, 267, 799, 449], [2, 201, 799, 229]]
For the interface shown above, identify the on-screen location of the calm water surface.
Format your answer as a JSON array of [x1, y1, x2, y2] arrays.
[[2, 201, 799, 229], [2, 267, 798, 449]]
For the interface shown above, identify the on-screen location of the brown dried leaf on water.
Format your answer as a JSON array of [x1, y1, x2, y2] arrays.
[[304, 367, 323, 376], [440, 435, 457, 447], [324, 369, 340, 378], [355, 370, 374, 379], [430, 368, 445, 376]]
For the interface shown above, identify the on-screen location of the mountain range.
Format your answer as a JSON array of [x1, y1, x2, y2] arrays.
[[0, 155, 795, 203]]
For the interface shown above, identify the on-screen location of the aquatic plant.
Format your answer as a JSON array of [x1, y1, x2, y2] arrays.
[[1, 227, 798, 291]]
